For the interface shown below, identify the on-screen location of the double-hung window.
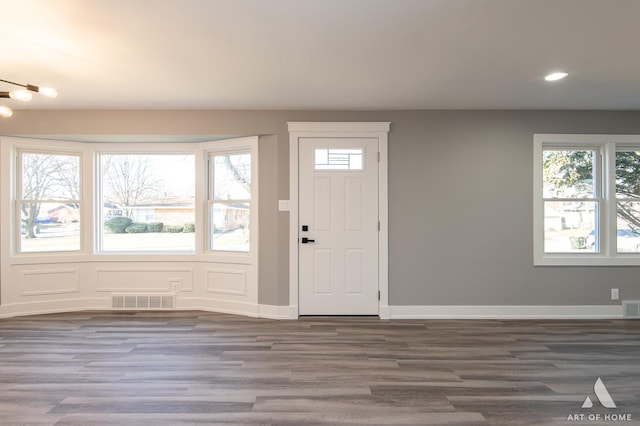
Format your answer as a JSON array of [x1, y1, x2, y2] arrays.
[[208, 150, 252, 253], [17, 150, 82, 253], [534, 134, 640, 265]]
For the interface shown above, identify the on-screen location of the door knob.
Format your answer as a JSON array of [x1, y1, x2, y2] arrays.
[[301, 237, 315, 244]]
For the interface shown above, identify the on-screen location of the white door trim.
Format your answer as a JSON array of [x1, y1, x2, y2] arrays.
[[288, 122, 390, 319]]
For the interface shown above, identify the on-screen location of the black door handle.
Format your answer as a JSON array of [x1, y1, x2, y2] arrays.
[[301, 237, 315, 244]]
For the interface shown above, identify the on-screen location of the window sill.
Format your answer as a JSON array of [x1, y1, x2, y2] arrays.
[[9, 252, 254, 266], [535, 254, 640, 266]]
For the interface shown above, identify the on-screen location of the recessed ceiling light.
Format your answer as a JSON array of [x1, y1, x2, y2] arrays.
[[545, 72, 568, 82]]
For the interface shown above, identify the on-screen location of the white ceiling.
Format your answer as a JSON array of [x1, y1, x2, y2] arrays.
[[2, 0, 639, 110]]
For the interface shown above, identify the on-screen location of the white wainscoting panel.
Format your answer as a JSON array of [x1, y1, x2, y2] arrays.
[[206, 268, 247, 296], [96, 267, 193, 292], [22, 268, 80, 296]]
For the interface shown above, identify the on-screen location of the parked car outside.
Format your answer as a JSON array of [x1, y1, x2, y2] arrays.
[[585, 228, 640, 251], [617, 228, 640, 252], [35, 217, 54, 224]]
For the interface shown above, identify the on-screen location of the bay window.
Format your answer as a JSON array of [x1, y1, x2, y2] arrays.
[[6, 137, 258, 257]]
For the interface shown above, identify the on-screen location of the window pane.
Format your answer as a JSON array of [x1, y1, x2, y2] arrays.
[[615, 151, 640, 198], [211, 202, 250, 252], [213, 153, 251, 200], [617, 201, 640, 253], [21, 152, 80, 200], [543, 150, 594, 198], [544, 201, 597, 253], [615, 151, 640, 252], [100, 154, 195, 252], [315, 148, 364, 170], [20, 203, 80, 252]]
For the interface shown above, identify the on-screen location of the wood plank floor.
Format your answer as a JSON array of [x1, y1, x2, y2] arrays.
[[0, 311, 638, 425]]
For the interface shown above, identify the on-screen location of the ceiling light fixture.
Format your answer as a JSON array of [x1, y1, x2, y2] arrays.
[[0, 78, 58, 118], [0, 106, 13, 118], [544, 72, 568, 82]]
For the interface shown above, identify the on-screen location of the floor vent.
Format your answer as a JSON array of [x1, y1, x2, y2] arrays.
[[112, 294, 175, 310], [622, 301, 640, 319]]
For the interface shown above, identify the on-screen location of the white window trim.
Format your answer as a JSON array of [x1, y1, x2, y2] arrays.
[[95, 148, 198, 255], [4, 139, 88, 257], [534, 134, 640, 266], [1, 136, 258, 265], [207, 149, 253, 254], [202, 137, 259, 262], [16, 149, 84, 254]]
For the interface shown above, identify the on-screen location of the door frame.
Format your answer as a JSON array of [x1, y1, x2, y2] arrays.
[[288, 122, 390, 319]]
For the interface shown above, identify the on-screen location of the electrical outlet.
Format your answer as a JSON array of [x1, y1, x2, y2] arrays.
[[278, 200, 290, 211], [170, 281, 181, 293], [611, 288, 619, 301]]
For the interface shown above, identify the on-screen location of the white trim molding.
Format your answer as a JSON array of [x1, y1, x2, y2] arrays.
[[388, 305, 623, 319], [288, 122, 390, 318], [258, 304, 298, 320], [288, 122, 391, 133], [0, 302, 623, 321]]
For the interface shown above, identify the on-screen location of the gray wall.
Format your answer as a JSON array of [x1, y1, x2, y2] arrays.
[[2, 109, 640, 307]]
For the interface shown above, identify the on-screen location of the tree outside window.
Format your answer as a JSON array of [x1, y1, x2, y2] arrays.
[[18, 151, 81, 253], [209, 152, 251, 252], [99, 154, 196, 252], [542, 149, 597, 253]]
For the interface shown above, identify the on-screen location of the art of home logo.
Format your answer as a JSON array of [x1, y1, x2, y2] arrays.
[[566, 377, 633, 422]]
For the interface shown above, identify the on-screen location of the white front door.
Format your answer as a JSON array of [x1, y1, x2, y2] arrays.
[[298, 137, 379, 315]]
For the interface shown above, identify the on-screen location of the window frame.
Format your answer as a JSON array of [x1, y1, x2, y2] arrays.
[[2, 136, 258, 263], [15, 148, 84, 254], [206, 144, 256, 255], [95, 150, 197, 254], [534, 134, 640, 265]]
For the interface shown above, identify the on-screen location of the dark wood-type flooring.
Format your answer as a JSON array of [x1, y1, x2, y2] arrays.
[[0, 311, 639, 425]]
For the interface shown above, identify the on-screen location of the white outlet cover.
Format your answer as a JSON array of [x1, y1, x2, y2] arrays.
[[279, 200, 290, 211]]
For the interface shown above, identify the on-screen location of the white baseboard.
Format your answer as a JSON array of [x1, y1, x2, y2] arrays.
[[0, 298, 109, 319], [379, 305, 390, 319], [258, 304, 297, 320], [388, 305, 623, 319], [251, 304, 623, 320], [177, 297, 261, 317], [0, 301, 624, 320]]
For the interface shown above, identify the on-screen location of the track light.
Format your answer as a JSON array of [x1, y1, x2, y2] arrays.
[[0, 78, 58, 118]]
